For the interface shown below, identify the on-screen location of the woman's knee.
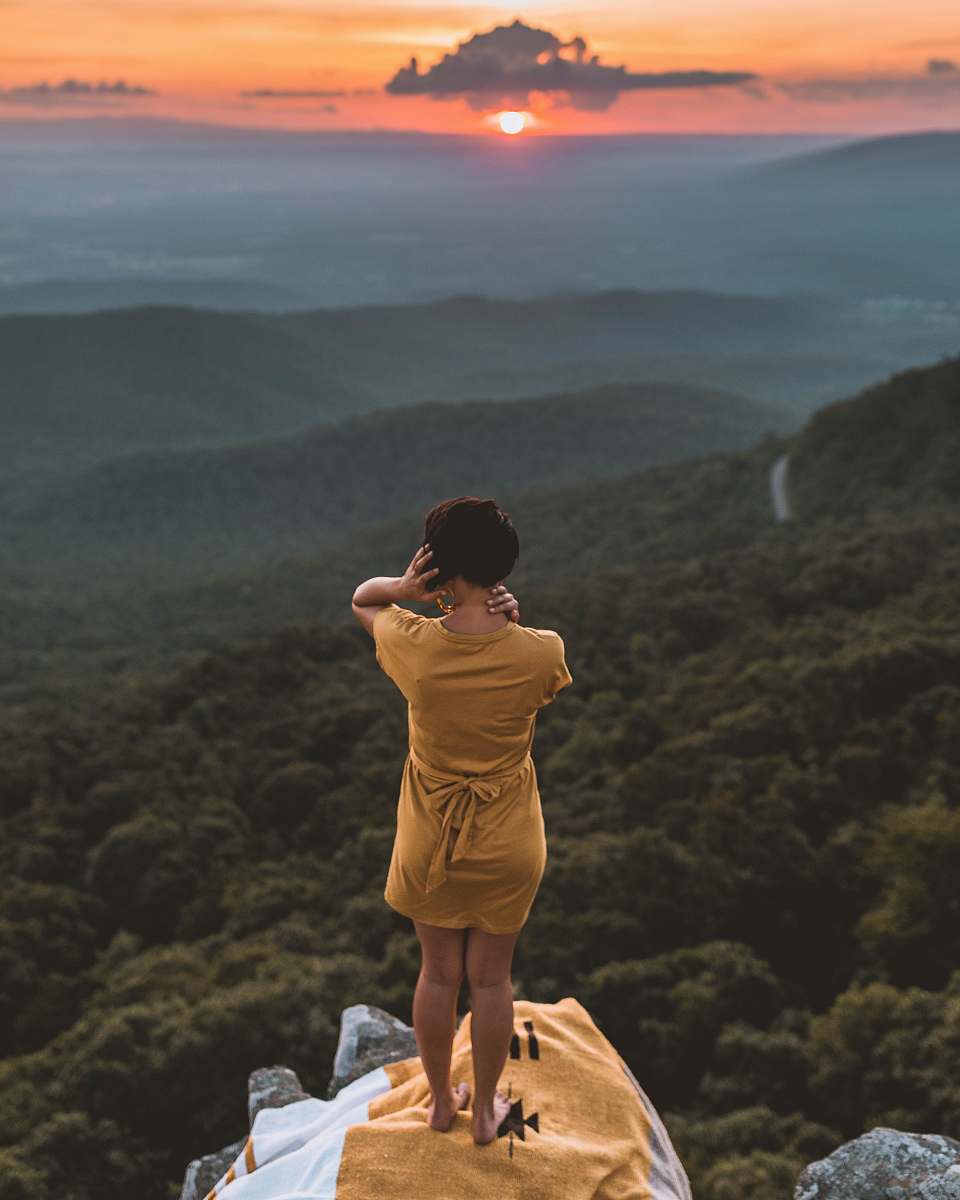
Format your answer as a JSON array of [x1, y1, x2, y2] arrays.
[[414, 920, 466, 987], [465, 927, 518, 990], [420, 960, 466, 988], [467, 969, 512, 993]]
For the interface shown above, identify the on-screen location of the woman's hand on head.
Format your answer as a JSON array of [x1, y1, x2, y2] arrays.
[[488, 583, 520, 623], [397, 543, 447, 604]]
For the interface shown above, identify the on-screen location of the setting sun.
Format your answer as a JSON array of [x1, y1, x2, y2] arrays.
[[498, 111, 527, 135]]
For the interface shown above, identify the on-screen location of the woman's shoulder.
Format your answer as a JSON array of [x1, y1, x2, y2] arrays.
[[514, 624, 572, 705], [511, 623, 567, 659], [513, 622, 564, 643], [374, 602, 412, 620], [372, 604, 434, 688], [374, 602, 432, 629]]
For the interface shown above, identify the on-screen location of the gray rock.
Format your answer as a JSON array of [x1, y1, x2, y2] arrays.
[[795, 1127, 960, 1199], [917, 1164, 960, 1200], [179, 1137, 246, 1200], [179, 1067, 312, 1200], [180, 1007, 421, 1199], [248, 1065, 311, 1126], [326, 1003, 420, 1099]]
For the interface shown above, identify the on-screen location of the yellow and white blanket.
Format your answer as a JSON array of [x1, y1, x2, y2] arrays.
[[202, 996, 692, 1200]]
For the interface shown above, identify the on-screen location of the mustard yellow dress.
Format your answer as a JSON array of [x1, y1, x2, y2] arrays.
[[373, 603, 573, 934]]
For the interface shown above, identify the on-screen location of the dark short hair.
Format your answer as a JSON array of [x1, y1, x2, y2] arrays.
[[422, 496, 519, 590]]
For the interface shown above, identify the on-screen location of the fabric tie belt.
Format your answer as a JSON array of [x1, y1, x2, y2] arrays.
[[407, 746, 532, 893]]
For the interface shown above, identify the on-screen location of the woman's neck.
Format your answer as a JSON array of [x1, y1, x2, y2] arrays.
[[439, 599, 509, 633]]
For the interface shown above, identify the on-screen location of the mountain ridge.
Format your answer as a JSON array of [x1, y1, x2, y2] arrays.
[[0, 287, 926, 499], [744, 127, 960, 179], [12, 378, 787, 562]]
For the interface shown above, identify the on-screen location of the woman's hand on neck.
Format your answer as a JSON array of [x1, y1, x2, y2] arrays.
[[440, 579, 510, 632]]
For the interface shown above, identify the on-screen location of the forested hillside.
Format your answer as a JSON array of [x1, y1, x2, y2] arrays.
[[2, 520, 959, 1196], [2, 353, 959, 1198], [5, 351, 958, 706], [1, 425, 791, 706], [10, 379, 784, 572], [789, 355, 960, 518]]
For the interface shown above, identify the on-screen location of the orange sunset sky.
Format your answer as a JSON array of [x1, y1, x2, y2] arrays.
[[2, 0, 960, 134]]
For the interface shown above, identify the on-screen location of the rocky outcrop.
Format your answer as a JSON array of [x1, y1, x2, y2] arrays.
[[795, 1127, 960, 1199], [180, 1004, 960, 1200], [180, 1134, 248, 1200], [325, 1002, 420, 1099], [247, 1065, 312, 1125], [179, 1004, 420, 1200]]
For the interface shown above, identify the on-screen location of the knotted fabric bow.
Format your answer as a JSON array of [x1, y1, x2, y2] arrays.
[[408, 747, 532, 893]]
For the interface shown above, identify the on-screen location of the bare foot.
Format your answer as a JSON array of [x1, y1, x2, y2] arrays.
[[427, 1081, 471, 1132], [472, 1089, 512, 1145]]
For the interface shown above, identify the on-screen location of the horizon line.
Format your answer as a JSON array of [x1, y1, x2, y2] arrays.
[[3, 112, 957, 140]]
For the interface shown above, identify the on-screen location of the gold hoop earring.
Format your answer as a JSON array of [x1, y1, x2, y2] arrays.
[[435, 591, 455, 615]]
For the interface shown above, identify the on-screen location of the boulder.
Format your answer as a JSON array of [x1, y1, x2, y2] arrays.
[[179, 1136, 247, 1200], [247, 1065, 312, 1125], [180, 1007, 420, 1200], [325, 1003, 420, 1099], [179, 1068, 314, 1200], [795, 1127, 960, 1199]]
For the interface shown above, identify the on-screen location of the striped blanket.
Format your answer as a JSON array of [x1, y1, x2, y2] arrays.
[[202, 996, 692, 1200]]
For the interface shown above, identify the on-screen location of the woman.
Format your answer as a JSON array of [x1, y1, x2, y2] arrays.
[[351, 496, 572, 1146]]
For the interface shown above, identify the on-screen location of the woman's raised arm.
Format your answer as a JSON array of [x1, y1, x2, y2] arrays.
[[351, 543, 445, 636]]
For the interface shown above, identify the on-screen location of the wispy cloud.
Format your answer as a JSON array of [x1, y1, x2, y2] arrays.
[[778, 58, 960, 101], [895, 34, 960, 52], [385, 18, 758, 112], [239, 86, 373, 98], [0, 77, 155, 104]]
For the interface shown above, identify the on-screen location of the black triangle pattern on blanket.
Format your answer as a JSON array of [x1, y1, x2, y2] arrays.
[[500, 1018, 542, 1158]]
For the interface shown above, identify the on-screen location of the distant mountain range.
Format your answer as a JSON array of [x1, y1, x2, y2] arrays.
[[715, 129, 960, 301], [754, 129, 960, 180], [2, 288, 950, 505], [0, 277, 306, 316], [4, 123, 959, 311]]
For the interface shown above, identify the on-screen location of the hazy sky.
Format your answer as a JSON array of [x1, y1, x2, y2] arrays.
[[2, 0, 960, 134]]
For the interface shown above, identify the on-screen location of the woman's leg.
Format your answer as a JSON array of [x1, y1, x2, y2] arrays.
[[412, 919, 471, 1131], [465, 926, 520, 1144]]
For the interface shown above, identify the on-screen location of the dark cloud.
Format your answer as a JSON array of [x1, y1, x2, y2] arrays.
[[385, 18, 757, 112], [0, 78, 154, 105], [778, 60, 960, 101]]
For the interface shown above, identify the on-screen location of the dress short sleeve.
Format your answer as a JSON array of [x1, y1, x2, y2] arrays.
[[537, 633, 573, 708], [373, 603, 427, 698]]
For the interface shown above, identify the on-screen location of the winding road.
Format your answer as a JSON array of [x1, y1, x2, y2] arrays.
[[770, 453, 792, 522]]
